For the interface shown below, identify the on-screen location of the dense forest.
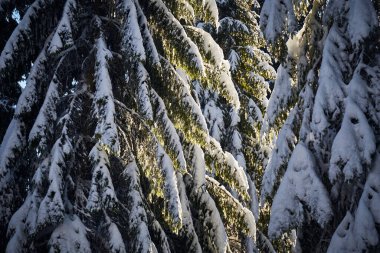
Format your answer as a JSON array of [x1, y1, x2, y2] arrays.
[[0, 0, 379, 252]]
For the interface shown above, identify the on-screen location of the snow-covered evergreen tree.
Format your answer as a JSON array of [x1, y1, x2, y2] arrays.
[[261, 0, 380, 251], [0, 0, 260, 252], [2, 0, 379, 252], [190, 1, 276, 250], [213, 0, 276, 175]]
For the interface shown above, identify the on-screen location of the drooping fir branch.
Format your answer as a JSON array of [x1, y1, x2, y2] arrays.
[[185, 26, 240, 109], [122, 160, 156, 253], [206, 175, 257, 240], [147, 0, 205, 78], [115, 102, 183, 232], [150, 89, 187, 171], [133, 0, 160, 66], [327, 152, 380, 252], [0, 38, 53, 227], [155, 56, 209, 145], [0, 0, 64, 84], [268, 143, 332, 239], [176, 173, 202, 253], [86, 142, 118, 212], [48, 0, 77, 55], [204, 137, 250, 201], [6, 89, 82, 252], [121, 0, 146, 62], [260, 0, 296, 59], [48, 215, 91, 253], [93, 34, 120, 154], [184, 144, 229, 252]]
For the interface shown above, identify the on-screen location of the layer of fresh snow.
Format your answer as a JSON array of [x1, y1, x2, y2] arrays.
[[268, 143, 332, 239]]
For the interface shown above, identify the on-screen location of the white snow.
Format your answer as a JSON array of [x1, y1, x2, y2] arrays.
[[264, 64, 293, 128], [329, 98, 375, 183], [0, 119, 27, 234], [299, 84, 315, 144], [243, 46, 275, 78], [123, 161, 153, 253], [151, 219, 170, 252], [134, 0, 160, 65], [311, 24, 347, 136], [156, 144, 183, 226], [191, 144, 206, 189], [136, 63, 153, 120], [0, 119, 24, 182], [347, 0, 378, 45], [94, 35, 120, 154], [0, 0, 51, 70], [24, 161, 49, 236], [47, 0, 76, 54], [327, 155, 380, 252], [247, 98, 263, 126], [327, 212, 355, 252], [248, 177, 259, 222], [28, 75, 59, 146], [37, 137, 72, 228], [324, 0, 346, 22], [286, 26, 305, 59], [261, 107, 297, 204], [260, 0, 296, 43], [151, 89, 187, 170], [366, 153, 380, 225], [203, 90, 224, 142], [347, 64, 371, 113], [107, 219, 126, 253], [87, 143, 118, 211], [227, 108, 246, 170], [204, 0, 219, 27], [219, 17, 249, 34], [197, 185, 229, 253], [231, 130, 242, 151], [228, 49, 240, 72], [5, 193, 31, 253], [48, 32, 63, 55], [48, 215, 91, 253], [268, 143, 332, 239], [122, 0, 146, 61]]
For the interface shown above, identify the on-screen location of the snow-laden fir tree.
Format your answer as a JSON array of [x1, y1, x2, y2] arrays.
[[214, 0, 278, 251], [0, 0, 18, 140], [213, 0, 276, 184], [260, 0, 380, 252], [0, 0, 263, 252], [188, 0, 276, 250]]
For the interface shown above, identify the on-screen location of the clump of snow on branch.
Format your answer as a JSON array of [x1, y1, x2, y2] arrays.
[[48, 215, 91, 253], [327, 153, 380, 252], [93, 35, 120, 154], [86, 143, 118, 211], [268, 143, 332, 239], [48, 0, 76, 54]]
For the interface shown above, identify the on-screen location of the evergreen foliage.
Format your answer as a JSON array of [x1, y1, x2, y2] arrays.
[[1, 0, 379, 252], [261, 0, 380, 251], [0, 0, 271, 252]]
